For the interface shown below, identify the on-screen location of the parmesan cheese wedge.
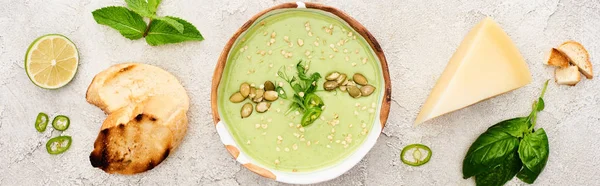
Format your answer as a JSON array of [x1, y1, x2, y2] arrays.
[[415, 17, 532, 125]]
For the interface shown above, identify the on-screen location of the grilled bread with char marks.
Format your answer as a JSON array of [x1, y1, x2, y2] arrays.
[[86, 63, 189, 174]]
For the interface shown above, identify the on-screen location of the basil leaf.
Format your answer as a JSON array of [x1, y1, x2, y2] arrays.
[[92, 6, 147, 40], [475, 150, 522, 186], [487, 117, 529, 138], [145, 16, 204, 46], [148, 0, 162, 14], [517, 128, 549, 183], [462, 126, 521, 178], [154, 16, 184, 33], [125, 0, 154, 17], [536, 98, 545, 111]]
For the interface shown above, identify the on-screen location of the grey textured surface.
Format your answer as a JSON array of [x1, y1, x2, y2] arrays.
[[1, 0, 599, 185]]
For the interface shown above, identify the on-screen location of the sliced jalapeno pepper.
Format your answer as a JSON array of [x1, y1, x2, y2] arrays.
[[52, 115, 70, 131], [35, 112, 49, 132], [46, 136, 72, 155], [303, 93, 324, 109], [301, 107, 322, 127], [400, 144, 432, 166]]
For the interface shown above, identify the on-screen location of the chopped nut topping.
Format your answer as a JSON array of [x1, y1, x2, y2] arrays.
[[297, 39, 304, 46]]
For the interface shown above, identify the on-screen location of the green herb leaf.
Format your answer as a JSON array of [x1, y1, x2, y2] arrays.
[[125, 0, 154, 17], [462, 125, 521, 178], [92, 6, 148, 40], [155, 16, 184, 33], [517, 128, 549, 183], [536, 98, 545, 111], [148, 0, 162, 14], [276, 87, 287, 99], [487, 117, 529, 138], [145, 16, 204, 46], [474, 151, 522, 186]]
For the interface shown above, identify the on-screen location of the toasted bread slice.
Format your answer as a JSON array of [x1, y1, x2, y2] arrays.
[[87, 63, 189, 174], [546, 48, 569, 68], [555, 66, 581, 86], [86, 63, 189, 114], [557, 41, 594, 79]]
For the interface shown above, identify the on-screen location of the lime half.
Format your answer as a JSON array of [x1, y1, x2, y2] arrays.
[[25, 34, 79, 89]]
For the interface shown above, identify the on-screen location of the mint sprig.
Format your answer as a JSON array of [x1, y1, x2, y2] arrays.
[[92, 0, 203, 46]]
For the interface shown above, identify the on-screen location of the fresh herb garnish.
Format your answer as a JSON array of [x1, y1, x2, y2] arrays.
[[463, 80, 551, 185], [92, 0, 204, 46], [278, 60, 324, 126]]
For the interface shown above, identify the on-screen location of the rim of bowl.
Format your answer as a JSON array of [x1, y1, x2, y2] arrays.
[[210, 2, 392, 184]]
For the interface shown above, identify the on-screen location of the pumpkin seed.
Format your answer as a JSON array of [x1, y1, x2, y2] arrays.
[[249, 87, 257, 98], [336, 73, 347, 85], [256, 102, 271, 113], [324, 81, 339, 91], [326, 72, 340, 81], [264, 90, 279, 101], [241, 103, 253, 118], [229, 92, 246, 103], [340, 85, 347, 92], [264, 81, 275, 91], [253, 89, 264, 103], [360, 85, 376, 96], [347, 86, 362, 98], [240, 83, 250, 98], [353, 73, 368, 85]]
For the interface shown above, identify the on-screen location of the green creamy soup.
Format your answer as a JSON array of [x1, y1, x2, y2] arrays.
[[218, 9, 383, 172]]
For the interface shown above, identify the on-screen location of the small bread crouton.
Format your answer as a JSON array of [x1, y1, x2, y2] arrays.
[[555, 66, 581, 86], [557, 41, 594, 79], [546, 48, 569, 68]]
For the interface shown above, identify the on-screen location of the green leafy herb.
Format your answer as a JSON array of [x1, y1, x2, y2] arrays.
[[278, 60, 324, 126], [92, 0, 203, 46], [146, 17, 203, 46], [475, 151, 522, 186], [92, 7, 147, 40], [517, 128, 549, 183], [463, 80, 551, 185]]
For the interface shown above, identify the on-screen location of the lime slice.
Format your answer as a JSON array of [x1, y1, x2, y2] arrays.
[[25, 34, 79, 89]]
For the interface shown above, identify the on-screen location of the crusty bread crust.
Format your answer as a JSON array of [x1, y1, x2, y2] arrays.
[[87, 63, 189, 174], [546, 48, 569, 68], [557, 41, 594, 79]]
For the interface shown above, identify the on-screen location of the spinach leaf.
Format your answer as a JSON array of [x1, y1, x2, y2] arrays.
[[475, 150, 522, 186], [517, 128, 549, 183], [462, 125, 521, 178]]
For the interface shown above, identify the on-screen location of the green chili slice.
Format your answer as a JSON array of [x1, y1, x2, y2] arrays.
[[35, 112, 49, 132], [301, 107, 322, 127], [303, 93, 324, 109], [400, 144, 432, 166], [46, 136, 72, 155], [52, 115, 70, 131]]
